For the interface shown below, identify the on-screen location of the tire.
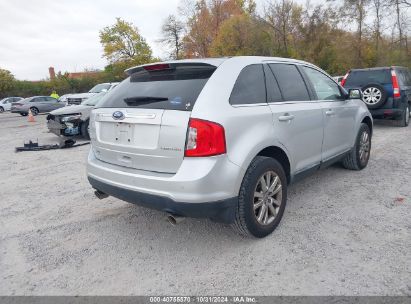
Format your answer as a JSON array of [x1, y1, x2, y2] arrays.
[[361, 84, 387, 109], [0, 107, 4, 113], [342, 123, 371, 170], [30, 107, 39, 116], [81, 119, 90, 140], [20, 113, 28, 116], [394, 104, 409, 127], [232, 156, 287, 238]]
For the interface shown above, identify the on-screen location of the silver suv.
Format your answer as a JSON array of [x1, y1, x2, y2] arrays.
[[87, 57, 372, 238]]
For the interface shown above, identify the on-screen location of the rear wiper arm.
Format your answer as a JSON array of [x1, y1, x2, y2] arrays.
[[124, 96, 169, 104]]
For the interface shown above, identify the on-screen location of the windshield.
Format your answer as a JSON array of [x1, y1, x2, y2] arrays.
[[97, 64, 216, 111], [81, 91, 107, 106], [89, 84, 111, 93]]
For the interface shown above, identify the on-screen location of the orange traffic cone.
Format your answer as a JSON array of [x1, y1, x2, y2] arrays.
[[27, 109, 35, 123]]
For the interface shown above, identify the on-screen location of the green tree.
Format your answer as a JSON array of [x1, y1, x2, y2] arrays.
[[99, 18, 156, 79], [0, 68, 15, 98], [100, 18, 153, 64], [210, 14, 273, 56]]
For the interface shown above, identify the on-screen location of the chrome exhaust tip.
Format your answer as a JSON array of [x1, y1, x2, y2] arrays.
[[167, 214, 185, 225]]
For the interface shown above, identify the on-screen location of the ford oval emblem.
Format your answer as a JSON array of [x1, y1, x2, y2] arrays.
[[112, 111, 125, 120]]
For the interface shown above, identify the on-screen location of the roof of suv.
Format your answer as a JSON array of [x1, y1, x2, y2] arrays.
[[350, 66, 408, 72], [125, 56, 317, 75]]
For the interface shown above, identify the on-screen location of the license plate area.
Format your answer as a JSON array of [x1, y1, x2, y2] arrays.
[[99, 121, 160, 149]]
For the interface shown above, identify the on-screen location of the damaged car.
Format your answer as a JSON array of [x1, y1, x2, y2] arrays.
[[66, 82, 118, 105], [47, 91, 107, 139]]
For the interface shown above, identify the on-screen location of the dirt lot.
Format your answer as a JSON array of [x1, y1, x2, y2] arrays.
[[0, 112, 410, 296]]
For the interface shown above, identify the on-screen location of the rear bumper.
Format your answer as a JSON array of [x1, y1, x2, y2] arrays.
[[88, 176, 237, 223], [370, 108, 404, 119], [369, 97, 408, 119], [87, 149, 244, 223]]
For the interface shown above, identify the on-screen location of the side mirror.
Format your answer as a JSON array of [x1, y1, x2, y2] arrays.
[[348, 89, 362, 100]]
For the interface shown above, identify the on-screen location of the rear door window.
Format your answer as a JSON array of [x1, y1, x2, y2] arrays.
[[269, 64, 310, 101], [345, 69, 391, 86], [230, 64, 267, 105], [98, 64, 216, 111]]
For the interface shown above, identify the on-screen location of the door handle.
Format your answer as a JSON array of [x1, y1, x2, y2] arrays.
[[325, 110, 335, 116], [278, 114, 295, 122]]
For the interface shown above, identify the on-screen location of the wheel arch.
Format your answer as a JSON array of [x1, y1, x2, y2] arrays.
[[361, 115, 373, 136], [255, 146, 291, 184]]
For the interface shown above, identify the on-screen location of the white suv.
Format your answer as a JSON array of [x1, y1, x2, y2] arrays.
[[87, 57, 372, 238]]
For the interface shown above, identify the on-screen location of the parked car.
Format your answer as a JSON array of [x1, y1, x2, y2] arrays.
[[47, 91, 107, 139], [11, 96, 65, 116], [87, 57, 373, 238], [58, 94, 71, 104], [341, 66, 410, 127], [0, 97, 23, 112], [66, 82, 119, 105]]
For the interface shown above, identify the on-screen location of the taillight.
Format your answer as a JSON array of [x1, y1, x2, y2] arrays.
[[341, 71, 350, 87], [391, 69, 401, 98], [185, 118, 226, 157]]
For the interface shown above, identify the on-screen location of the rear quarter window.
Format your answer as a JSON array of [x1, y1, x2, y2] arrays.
[[97, 64, 216, 111], [230, 64, 267, 105], [345, 69, 391, 86]]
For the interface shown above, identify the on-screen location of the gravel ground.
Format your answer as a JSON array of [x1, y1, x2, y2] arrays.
[[0, 112, 410, 296]]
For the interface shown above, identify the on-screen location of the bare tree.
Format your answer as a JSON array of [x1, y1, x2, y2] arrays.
[[343, 0, 370, 66], [160, 15, 185, 59], [371, 0, 386, 61], [264, 0, 297, 55]]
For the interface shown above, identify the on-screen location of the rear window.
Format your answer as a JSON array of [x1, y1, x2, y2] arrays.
[[345, 69, 391, 86], [98, 64, 216, 111]]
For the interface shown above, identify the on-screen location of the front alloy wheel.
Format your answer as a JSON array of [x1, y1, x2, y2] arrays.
[[358, 129, 371, 166], [342, 123, 371, 170]]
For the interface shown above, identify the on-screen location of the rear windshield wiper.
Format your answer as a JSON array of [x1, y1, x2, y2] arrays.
[[124, 96, 169, 104]]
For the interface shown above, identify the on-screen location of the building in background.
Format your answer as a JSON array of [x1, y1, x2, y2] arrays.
[[48, 67, 102, 80]]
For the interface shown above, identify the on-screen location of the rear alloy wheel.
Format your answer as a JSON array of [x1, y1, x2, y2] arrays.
[[342, 123, 371, 170], [233, 156, 287, 238], [361, 84, 387, 109], [0, 107, 4, 113], [30, 107, 39, 116]]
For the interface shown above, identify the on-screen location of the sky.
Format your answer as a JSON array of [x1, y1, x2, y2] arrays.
[[0, 0, 330, 80]]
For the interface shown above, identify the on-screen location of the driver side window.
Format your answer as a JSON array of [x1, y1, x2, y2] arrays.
[[303, 66, 342, 101]]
